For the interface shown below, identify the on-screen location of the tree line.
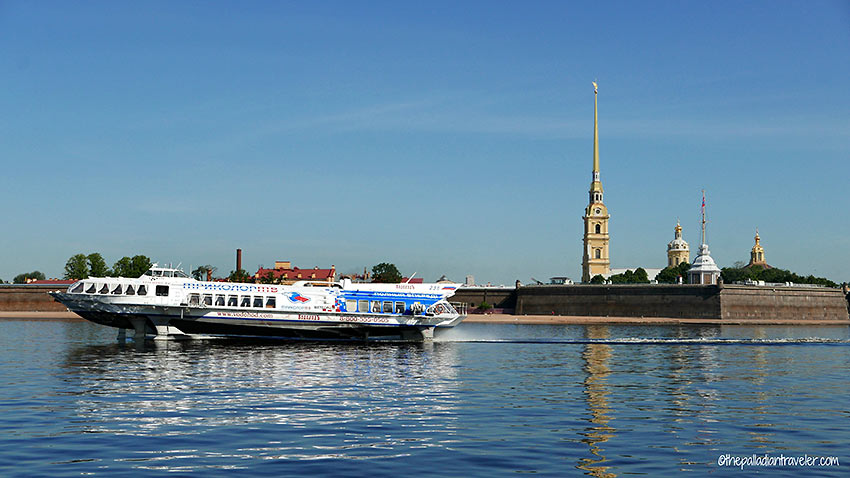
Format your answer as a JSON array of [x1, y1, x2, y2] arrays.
[[720, 263, 838, 288], [63, 253, 152, 280], [588, 260, 840, 287]]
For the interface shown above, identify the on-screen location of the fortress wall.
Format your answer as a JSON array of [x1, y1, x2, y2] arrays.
[[719, 285, 850, 321], [515, 284, 849, 321], [516, 285, 722, 318], [452, 288, 516, 310], [0, 285, 69, 312]]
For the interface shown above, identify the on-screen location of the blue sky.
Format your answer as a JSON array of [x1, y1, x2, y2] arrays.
[[2, 1, 849, 284]]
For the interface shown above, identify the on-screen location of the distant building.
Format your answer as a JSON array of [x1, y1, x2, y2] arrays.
[[667, 220, 690, 267], [465, 275, 475, 286], [549, 276, 573, 285], [747, 229, 771, 269], [254, 262, 336, 284], [340, 268, 371, 283], [581, 81, 611, 282]]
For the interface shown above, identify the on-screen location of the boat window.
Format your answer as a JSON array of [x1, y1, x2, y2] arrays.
[[174, 270, 188, 278], [240, 296, 251, 307], [253, 296, 263, 308], [137, 285, 147, 295], [358, 300, 368, 313], [85, 283, 96, 294], [71, 283, 84, 294], [228, 295, 238, 307], [144, 270, 152, 276], [125, 285, 135, 295], [111, 284, 123, 294], [346, 300, 357, 312], [266, 297, 276, 309], [153, 270, 163, 277], [203, 294, 213, 306], [215, 295, 225, 306], [164, 271, 174, 278], [395, 301, 405, 314], [99, 284, 109, 294], [383, 301, 393, 313], [156, 285, 169, 297], [372, 301, 381, 313], [189, 294, 200, 306]]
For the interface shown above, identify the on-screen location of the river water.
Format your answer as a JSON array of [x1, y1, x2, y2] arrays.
[[0, 318, 847, 477]]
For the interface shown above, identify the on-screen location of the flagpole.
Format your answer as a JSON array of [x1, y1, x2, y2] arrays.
[[701, 189, 706, 246]]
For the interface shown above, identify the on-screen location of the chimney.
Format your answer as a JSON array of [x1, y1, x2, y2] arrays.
[[236, 248, 242, 272]]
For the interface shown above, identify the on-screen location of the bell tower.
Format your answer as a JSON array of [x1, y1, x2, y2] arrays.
[[748, 229, 767, 267], [582, 81, 610, 282], [667, 220, 690, 267]]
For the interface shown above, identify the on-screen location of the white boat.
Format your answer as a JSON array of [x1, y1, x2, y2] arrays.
[[50, 264, 466, 342]]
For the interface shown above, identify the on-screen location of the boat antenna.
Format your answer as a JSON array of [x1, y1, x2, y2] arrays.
[[405, 272, 417, 283]]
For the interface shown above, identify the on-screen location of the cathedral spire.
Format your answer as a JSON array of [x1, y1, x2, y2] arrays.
[[582, 81, 610, 282], [592, 81, 599, 177], [589, 81, 603, 204]]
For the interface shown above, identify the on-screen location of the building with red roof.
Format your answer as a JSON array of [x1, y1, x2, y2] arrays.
[[254, 261, 336, 285]]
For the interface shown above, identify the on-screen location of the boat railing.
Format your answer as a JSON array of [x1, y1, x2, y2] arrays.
[[450, 302, 468, 317]]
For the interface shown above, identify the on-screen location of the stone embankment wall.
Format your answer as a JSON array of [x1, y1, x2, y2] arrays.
[[515, 285, 722, 319], [515, 284, 849, 321], [720, 285, 849, 321], [0, 285, 69, 312], [452, 288, 516, 311]]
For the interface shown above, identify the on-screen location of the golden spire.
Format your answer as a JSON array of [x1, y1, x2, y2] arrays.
[[589, 81, 603, 198], [592, 81, 599, 174]]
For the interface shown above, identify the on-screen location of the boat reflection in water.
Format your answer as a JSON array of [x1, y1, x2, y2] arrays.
[[62, 340, 461, 449]]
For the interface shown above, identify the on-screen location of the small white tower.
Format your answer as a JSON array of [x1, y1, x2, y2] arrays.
[[688, 191, 721, 285]]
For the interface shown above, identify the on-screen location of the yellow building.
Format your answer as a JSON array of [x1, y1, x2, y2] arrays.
[[747, 229, 770, 268], [582, 81, 610, 282], [667, 220, 690, 267]]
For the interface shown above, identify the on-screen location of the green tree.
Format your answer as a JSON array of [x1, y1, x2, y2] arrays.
[[590, 274, 605, 284], [607, 268, 651, 284], [112, 255, 152, 278], [228, 269, 251, 282], [371, 263, 402, 283], [633, 267, 650, 283], [87, 253, 110, 277], [130, 255, 152, 277], [720, 266, 751, 283], [13, 271, 46, 284], [64, 254, 90, 280], [656, 262, 691, 284], [720, 264, 837, 288], [192, 265, 217, 281], [112, 257, 133, 277]]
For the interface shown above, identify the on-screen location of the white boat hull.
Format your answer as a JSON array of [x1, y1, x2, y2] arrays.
[[52, 292, 462, 342]]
